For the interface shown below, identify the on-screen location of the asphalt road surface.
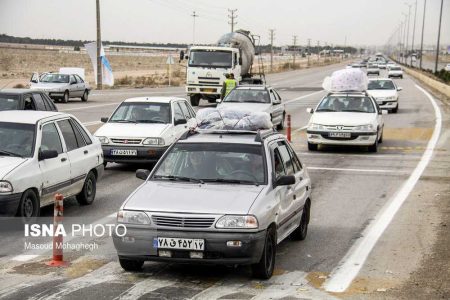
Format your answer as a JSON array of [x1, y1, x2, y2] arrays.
[[0, 63, 448, 300]]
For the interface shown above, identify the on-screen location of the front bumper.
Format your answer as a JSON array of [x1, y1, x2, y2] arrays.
[[113, 227, 266, 265], [388, 73, 403, 77], [0, 193, 22, 216], [186, 85, 222, 96], [307, 130, 377, 146], [102, 145, 169, 163]]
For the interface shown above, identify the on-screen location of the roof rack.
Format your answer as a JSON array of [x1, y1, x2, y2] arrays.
[[254, 128, 278, 142], [327, 90, 369, 96]]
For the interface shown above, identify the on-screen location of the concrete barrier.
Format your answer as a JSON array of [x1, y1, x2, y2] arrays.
[[403, 67, 450, 98]]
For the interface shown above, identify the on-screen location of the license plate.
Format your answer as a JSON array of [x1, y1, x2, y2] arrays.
[[153, 237, 205, 251], [328, 132, 351, 138], [110, 149, 137, 156], [201, 88, 215, 93]]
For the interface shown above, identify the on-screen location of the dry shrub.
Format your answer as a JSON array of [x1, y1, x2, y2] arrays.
[[116, 75, 133, 85], [13, 83, 25, 88]]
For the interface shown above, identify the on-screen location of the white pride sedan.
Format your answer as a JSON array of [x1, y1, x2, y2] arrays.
[[0, 111, 104, 218], [306, 92, 387, 152], [367, 78, 402, 113], [95, 97, 196, 165]]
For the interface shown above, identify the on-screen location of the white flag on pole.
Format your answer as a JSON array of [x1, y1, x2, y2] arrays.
[[84, 42, 114, 86]]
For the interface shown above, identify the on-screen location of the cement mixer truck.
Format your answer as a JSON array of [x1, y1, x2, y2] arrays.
[[182, 30, 265, 106]]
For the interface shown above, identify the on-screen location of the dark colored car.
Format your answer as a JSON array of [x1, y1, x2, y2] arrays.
[[0, 89, 58, 112]]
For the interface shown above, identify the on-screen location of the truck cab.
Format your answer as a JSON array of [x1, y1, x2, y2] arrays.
[[186, 46, 241, 106]]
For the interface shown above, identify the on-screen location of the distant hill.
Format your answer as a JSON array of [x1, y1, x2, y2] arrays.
[[0, 34, 188, 49]]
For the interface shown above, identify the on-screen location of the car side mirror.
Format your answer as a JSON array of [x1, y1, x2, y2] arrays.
[[174, 118, 187, 125], [184, 55, 189, 60], [31, 79, 38, 83], [274, 175, 295, 188], [101, 117, 108, 123], [382, 110, 388, 115], [136, 169, 150, 180], [38, 149, 58, 161], [397, 87, 403, 91], [306, 108, 314, 114]]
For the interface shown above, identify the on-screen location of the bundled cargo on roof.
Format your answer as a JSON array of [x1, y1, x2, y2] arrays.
[[196, 108, 273, 132], [322, 68, 368, 92]]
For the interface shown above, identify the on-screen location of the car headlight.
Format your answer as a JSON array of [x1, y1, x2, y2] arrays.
[[117, 210, 151, 225], [142, 137, 165, 146], [0, 181, 13, 193], [96, 136, 109, 144], [309, 123, 325, 130], [354, 124, 374, 131], [215, 215, 258, 229], [386, 96, 397, 100]]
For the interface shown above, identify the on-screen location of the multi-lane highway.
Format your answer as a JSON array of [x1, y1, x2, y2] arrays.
[[0, 63, 448, 299]]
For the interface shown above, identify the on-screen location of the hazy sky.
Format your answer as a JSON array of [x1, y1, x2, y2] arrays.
[[0, 0, 449, 47]]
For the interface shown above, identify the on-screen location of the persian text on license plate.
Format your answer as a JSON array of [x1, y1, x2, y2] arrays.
[[328, 132, 351, 138], [110, 149, 137, 156], [153, 237, 205, 251]]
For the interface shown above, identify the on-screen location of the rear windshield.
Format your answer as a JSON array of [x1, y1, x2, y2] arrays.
[[391, 67, 401, 71], [0, 94, 20, 111], [368, 80, 395, 90], [223, 89, 270, 104], [152, 143, 267, 185]]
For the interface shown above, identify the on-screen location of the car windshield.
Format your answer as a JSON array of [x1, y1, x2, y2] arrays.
[[316, 96, 375, 113], [40, 74, 69, 83], [188, 50, 232, 68], [0, 122, 35, 157], [152, 143, 266, 185], [368, 65, 378, 68], [223, 89, 271, 103], [0, 95, 20, 111], [368, 80, 395, 90], [109, 102, 171, 124]]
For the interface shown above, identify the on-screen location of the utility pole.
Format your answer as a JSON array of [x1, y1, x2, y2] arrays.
[[228, 9, 237, 32], [435, 0, 443, 72], [410, 0, 418, 66], [269, 29, 275, 72], [419, 0, 427, 70], [405, 3, 412, 65], [402, 13, 408, 63], [191, 11, 199, 45], [292, 35, 297, 69], [96, 0, 102, 90], [307, 38, 311, 66]]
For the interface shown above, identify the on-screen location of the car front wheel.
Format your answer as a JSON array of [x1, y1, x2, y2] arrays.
[[76, 171, 97, 205], [119, 257, 144, 271], [308, 142, 318, 151], [252, 228, 276, 279], [17, 189, 40, 218], [62, 91, 69, 103], [81, 90, 89, 102]]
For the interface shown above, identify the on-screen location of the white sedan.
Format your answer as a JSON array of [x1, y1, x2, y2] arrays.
[[217, 85, 286, 130], [306, 92, 387, 152], [95, 97, 196, 165], [367, 78, 402, 113], [0, 111, 104, 218]]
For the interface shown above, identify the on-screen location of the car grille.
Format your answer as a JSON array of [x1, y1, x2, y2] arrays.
[[152, 215, 215, 228], [110, 138, 142, 144], [198, 76, 220, 80]]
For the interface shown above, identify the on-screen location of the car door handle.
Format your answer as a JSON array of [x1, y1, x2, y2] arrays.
[[84, 150, 88, 155], [299, 177, 303, 181], [61, 157, 67, 162]]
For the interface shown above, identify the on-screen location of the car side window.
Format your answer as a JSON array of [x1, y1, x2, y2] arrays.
[[186, 102, 196, 117], [286, 142, 303, 171], [173, 103, 184, 121], [75, 75, 84, 83], [70, 119, 86, 147], [57, 119, 80, 151], [269, 90, 277, 103], [274, 90, 282, 102], [278, 142, 295, 175], [42, 94, 57, 111], [273, 149, 286, 179], [32, 93, 46, 110], [178, 101, 192, 119], [70, 75, 76, 84], [41, 123, 63, 154], [71, 118, 92, 145], [24, 95, 36, 110]]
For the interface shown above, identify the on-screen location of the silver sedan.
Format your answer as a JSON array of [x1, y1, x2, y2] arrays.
[[30, 73, 91, 103]]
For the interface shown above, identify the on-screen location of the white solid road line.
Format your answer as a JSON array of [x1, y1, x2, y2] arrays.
[[324, 84, 442, 293], [306, 166, 404, 174]]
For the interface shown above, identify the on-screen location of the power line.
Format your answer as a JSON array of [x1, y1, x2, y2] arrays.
[[228, 9, 237, 32]]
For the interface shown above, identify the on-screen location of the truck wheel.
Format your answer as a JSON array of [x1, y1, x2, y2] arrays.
[[119, 257, 144, 271], [76, 171, 97, 205], [62, 91, 69, 103], [17, 189, 40, 219], [81, 90, 89, 102], [291, 200, 310, 240], [190, 95, 200, 107], [252, 228, 276, 279]]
